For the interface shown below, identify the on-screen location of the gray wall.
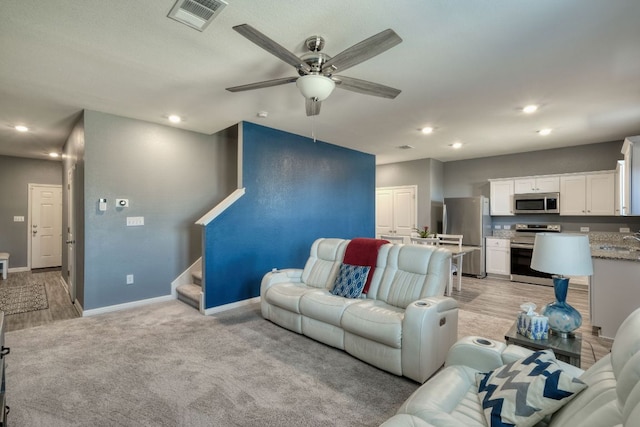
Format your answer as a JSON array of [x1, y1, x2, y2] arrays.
[[0, 155, 62, 268], [376, 158, 445, 233], [441, 140, 640, 232], [443, 140, 623, 197], [81, 111, 237, 310]]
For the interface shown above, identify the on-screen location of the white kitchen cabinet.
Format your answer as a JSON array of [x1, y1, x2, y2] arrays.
[[486, 238, 510, 276], [591, 258, 640, 339], [615, 160, 624, 216], [514, 176, 559, 194], [621, 136, 640, 215], [375, 186, 417, 242], [560, 172, 614, 216], [490, 180, 514, 216]]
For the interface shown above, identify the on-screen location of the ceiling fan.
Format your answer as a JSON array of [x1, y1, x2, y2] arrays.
[[226, 24, 403, 116]]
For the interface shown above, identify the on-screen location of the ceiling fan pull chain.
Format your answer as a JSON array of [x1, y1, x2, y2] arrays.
[[312, 114, 316, 142]]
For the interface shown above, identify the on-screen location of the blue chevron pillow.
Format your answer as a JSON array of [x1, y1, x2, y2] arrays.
[[476, 350, 587, 427], [331, 264, 370, 298]]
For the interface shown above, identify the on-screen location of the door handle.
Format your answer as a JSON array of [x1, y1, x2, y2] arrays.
[[66, 240, 76, 244]]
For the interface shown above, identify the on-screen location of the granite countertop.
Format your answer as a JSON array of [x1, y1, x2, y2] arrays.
[[590, 244, 640, 262], [488, 230, 640, 262]]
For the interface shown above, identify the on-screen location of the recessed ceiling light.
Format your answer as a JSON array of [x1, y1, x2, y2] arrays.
[[538, 128, 552, 136], [168, 115, 181, 123], [49, 152, 60, 158], [450, 142, 463, 149], [421, 126, 434, 134], [15, 125, 29, 132], [523, 105, 538, 114]]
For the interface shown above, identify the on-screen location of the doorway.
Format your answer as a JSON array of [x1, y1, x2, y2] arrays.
[[28, 184, 63, 269]]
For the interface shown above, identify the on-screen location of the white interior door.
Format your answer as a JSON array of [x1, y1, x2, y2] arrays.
[[67, 167, 76, 301], [375, 186, 417, 242], [30, 184, 62, 269], [392, 187, 416, 238], [375, 188, 394, 237]]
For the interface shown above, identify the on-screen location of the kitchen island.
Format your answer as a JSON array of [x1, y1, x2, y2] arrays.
[[590, 244, 640, 339]]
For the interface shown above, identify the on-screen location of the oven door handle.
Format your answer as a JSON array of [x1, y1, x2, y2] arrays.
[[510, 243, 534, 249]]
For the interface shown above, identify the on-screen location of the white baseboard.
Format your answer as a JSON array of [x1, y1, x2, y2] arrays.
[[82, 294, 175, 317], [8, 267, 30, 273], [203, 296, 261, 316]]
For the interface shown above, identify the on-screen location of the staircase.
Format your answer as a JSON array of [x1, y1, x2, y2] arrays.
[[176, 270, 202, 310]]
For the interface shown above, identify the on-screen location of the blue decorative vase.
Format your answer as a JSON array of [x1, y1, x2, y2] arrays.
[[542, 276, 581, 338]]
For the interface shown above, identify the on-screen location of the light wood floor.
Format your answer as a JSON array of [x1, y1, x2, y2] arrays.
[[451, 275, 612, 369], [2, 269, 612, 368], [2, 269, 79, 332]]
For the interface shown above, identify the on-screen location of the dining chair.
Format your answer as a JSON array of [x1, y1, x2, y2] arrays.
[[437, 234, 464, 294], [410, 237, 440, 246], [380, 234, 405, 244]]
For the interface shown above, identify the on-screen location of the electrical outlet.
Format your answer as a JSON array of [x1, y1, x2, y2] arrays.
[[503, 225, 511, 230], [580, 226, 590, 232], [494, 225, 502, 229], [126, 274, 134, 285], [620, 227, 631, 233]]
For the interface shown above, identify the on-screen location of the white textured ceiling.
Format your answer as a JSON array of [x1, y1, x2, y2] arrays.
[[1, 0, 640, 164]]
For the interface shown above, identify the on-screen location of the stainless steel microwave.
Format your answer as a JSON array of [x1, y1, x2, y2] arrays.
[[513, 192, 560, 214]]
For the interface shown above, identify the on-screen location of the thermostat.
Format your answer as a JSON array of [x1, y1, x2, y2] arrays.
[[116, 199, 129, 207]]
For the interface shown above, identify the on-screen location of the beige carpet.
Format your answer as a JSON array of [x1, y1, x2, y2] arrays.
[[6, 300, 419, 427]]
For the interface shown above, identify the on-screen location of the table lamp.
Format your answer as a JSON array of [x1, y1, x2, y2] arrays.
[[530, 233, 593, 338]]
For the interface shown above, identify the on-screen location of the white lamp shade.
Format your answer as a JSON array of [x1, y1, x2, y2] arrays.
[[296, 75, 335, 101], [531, 233, 593, 276]]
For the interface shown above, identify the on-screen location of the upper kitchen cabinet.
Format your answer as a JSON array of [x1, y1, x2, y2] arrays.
[[560, 172, 615, 216], [489, 179, 514, 215], [621, 136, 640, 215], [514, 176, 559, 194]]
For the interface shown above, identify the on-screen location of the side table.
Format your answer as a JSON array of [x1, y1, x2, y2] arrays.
[[504, 321, 582, 368]]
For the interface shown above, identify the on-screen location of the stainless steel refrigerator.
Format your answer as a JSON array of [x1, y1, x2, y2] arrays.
[[443, 196, 491, 278]]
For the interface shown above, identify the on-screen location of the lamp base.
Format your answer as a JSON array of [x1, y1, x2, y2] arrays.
[[542, 276, 582, 338], [549, 329, 576, 339]]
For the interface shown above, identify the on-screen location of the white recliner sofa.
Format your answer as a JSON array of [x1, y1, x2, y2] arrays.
[[260, 238, 458, 383], [381, 307, 640, 427]]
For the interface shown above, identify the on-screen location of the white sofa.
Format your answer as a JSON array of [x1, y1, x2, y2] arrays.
[[260, 238, 458, 383], [381, 307, 640, 427]]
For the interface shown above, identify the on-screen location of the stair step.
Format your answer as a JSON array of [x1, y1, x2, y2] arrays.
[[176, 283, 201, 310], [192, 270, 202, 287]]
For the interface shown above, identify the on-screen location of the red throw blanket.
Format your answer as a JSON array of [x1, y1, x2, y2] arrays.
[[343, 238, 389, 294]]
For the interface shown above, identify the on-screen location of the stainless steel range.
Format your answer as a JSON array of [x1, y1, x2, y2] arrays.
[[510, 223, 561, 286]]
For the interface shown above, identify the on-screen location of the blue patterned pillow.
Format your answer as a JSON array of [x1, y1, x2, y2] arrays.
[[476, 350, 587, 427], [331, 263, 370, 298]]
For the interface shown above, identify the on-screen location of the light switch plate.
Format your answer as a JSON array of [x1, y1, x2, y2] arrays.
[[126, 216, 144, 226], [580, 226, 590, 232], [503, 225, 511, 230], [620, 227, 631, 233], [13, 216, 24, 222], [494, 225, 502, 229]]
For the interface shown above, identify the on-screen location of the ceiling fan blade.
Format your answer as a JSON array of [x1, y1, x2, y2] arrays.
[[233, 24, 311, 74], [332, 75, 401, 99], [226, 76, 298, 92], [323, 29, 402, 73], [306, 99, 321, 116]]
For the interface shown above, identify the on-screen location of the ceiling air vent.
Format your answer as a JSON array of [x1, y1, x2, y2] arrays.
[[397, 145, 414, 150], [168, 0, 228, 32]]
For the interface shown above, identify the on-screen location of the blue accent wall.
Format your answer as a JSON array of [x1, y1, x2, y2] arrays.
[[203, 122, 375, 309]]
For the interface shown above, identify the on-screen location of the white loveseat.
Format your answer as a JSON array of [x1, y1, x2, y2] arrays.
[[260, 238, 458, 383], [381, 307, 640, 427]]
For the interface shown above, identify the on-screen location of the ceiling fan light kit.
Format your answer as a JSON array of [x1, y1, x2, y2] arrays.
[[296, 75, 335, 101], [226, 24, 402, 116]]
